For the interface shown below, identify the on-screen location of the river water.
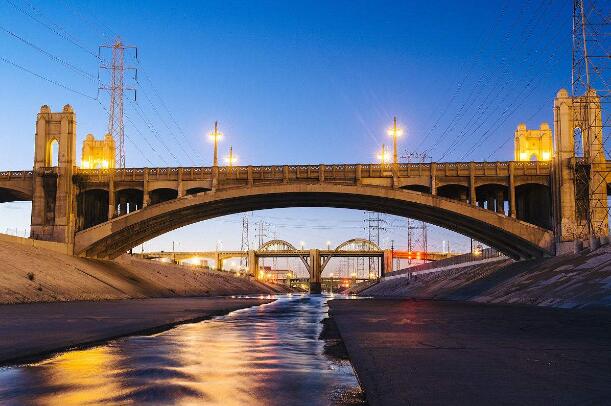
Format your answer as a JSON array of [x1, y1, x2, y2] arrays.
[[0, 294, 365, 405]]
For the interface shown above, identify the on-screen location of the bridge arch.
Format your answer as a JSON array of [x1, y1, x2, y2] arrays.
[[259, 239, 297, 251], [335, 238, 381, 251], [74, 184, 554, 260], [0, 187, 31, 203]]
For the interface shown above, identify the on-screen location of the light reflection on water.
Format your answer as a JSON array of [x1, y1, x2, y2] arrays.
[[0, 294, 365, 405]]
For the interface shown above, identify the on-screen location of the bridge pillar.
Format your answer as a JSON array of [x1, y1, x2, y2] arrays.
[[309, 249, 322, 294], [177, 168, 185, 197], [382, 250, 393, 276], [509, 162, 516, 217], [108, 176, 116, 219], [430, 162, 437, 195], [143, 168, 151, 208], [355, 164, 362, 185], [553, 88, 608, 246], [214, 252, 222, 271], [496, 189, 505, 214], [31, 105, 77, 246], [469, 162, 476, 205], [248, 250, 258, 279]]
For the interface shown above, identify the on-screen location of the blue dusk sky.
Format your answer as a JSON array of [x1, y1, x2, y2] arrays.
[[0, 1, 575, 270]]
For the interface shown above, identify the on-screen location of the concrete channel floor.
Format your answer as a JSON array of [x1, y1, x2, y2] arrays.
[[329, 298, 611, 406], [0, 297, 271, 366]]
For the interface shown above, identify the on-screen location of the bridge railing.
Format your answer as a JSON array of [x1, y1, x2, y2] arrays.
[[71, 161, 551, 183], [0, 170, 34, 180], [384, 247, 504, 278]]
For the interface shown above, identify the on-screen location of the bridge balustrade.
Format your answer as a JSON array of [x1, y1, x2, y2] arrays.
[[0, 170, 34, 180]]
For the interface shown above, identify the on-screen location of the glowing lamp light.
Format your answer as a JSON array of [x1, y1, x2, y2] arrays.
[[376, 147, 391, 164], [387, 127, 404, 137], [519, 152, 529, 161], [224, 155, 238, 165], [208, 129, 223, 142], [541, 151, 551, 161], [81, 160, 90, 169]]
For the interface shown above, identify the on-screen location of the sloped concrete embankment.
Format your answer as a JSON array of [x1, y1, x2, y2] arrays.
[[0, 236, 288, 304], [361, 246, 611, 309]]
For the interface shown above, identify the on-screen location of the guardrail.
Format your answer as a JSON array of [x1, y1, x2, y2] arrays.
[[385, 247, 504, 277]]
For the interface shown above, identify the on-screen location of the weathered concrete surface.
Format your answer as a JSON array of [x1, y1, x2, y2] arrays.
[[329, 299, 611, 406], [0, 297, 272, 366], [362, 245, 611, 309], [0, 236, 289, 304]]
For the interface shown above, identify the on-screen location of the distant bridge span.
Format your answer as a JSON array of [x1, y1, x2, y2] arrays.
[[74, 183, 554, 261]]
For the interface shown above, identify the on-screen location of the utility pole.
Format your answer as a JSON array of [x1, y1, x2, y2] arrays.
[[99, 38, 137, 169]]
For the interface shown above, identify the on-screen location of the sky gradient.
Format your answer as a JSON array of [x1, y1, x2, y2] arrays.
[[0, 0, 575, 272]]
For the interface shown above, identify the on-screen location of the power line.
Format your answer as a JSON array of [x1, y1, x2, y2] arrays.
[[0, 55, 97, 100], [0, 24, 96, 81]]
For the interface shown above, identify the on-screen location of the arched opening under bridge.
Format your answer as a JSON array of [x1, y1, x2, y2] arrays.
[[74, 184, 554, 261]]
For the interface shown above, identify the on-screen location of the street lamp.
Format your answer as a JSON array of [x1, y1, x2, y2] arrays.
[[387, 116, 403, 165], [208, 121, 223, 167], [224, 146, 238, 167], [377, 144, 390, 164], [300, 241, 305, 250], [326, 240, 331, 250]]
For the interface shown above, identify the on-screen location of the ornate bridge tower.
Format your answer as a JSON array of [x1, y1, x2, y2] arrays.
[[553, 88, 608, 246], [30, 105, 77, 246]]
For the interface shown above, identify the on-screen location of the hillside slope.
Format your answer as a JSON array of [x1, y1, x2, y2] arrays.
[[0, 237, 287, 304], [362, 246, 611, 309]]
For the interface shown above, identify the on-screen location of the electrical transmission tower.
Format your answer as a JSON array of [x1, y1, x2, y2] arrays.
[[255, 220, 269, 249], [364, 211, 386, 276], [406, 219, 428, 265], [99, 38, 137, 168], [239, 216, 250, 269], [571, 0, 610, 237]]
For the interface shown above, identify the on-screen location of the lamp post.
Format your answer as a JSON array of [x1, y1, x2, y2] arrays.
[[387, 116, 403, 165], [224, 146, 237, 168], [377, 144, 389, 164], [209, 121, 223, 167]]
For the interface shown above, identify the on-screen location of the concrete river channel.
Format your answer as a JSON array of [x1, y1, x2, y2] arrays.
[[0, 294, 366, 405]]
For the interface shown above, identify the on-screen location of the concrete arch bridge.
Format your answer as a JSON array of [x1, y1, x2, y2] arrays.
[[0, 94, 608, 292]]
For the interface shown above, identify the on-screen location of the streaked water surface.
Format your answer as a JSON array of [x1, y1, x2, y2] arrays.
[[0, 294, 364, 405]]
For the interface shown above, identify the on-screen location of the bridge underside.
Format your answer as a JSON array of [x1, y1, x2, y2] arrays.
[[75, 184, 554, 261]]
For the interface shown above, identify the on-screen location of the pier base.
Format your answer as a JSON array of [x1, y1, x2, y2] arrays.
[[309, 282, 322, 294]]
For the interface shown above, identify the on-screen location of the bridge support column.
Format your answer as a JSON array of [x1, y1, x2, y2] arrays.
[[309, 249, 322, 294], [355, 164, 362, 185], [553, 88, 609, 246], [177, 168, 185, 198], [215, 252, 222, 271], [143, 169, 151, 208], [247, 166, 253, 187], [496, 189, 505, 214], [108, 177, 116, 219], [319, 164, 325, 183], [382, 250, 393, 276], [248, 250, 258, 279], [469, 162, 476, 205], [30, 105, 77, 246], [430, 163, 437, 195], [509, 162, 516, 217]]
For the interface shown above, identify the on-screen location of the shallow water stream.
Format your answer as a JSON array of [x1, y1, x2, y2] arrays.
[[0, 294, 365, 405]]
